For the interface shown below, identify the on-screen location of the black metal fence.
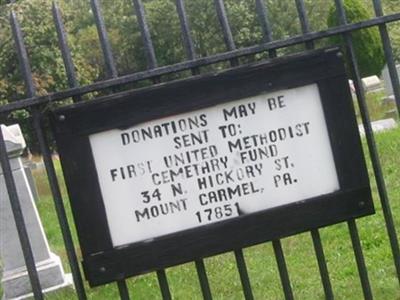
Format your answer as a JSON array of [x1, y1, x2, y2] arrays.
[[0, 0, 399, 299]]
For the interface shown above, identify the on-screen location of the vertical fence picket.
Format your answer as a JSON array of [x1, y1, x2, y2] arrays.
[[348, 220, 373, 300], [132, 1, 173, 296], [176, 0, 200, 75], [91, 0, 118, 78], [294, 0, 314, 50], [157, 269, 172, 300], [333, 0, 390, 297], [132, 0, 158, 69], [214, 0, 238, 66], [334, 0, 400, 290], [234, 249, 254, 300], [176, 0, 196, 61], [8, 11, 43, 300], [372, 0, 400, 117], [255, 0, 277, 58], [213, 1, 256, 298], [195, 259, 213, 300], [311, 229, 334, 300], [293, 2, 334, 298], [272, 240, 294, 300], [117, 280, 131, 300], [52, 1, 82, 102], [175, 3, 214, 298], [91, 1, 135, 296], [10, 9, 88, 300], [35, 118, 88, 300]]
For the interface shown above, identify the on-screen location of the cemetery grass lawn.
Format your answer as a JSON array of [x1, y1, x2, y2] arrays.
[[355, 90, 399, 123], [25, 127, 400, 299]]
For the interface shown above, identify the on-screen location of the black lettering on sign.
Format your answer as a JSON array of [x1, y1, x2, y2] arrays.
[[267, 95, 286, 111], [273, 173, 298, 188], [198, 182, 260, 206], [239, 145, 278, 164], [195, 202, 240, 223], [173, 129, 210, 149], [218, 124, 241, 138], [163, 145, 218, 167], [134, 199, 188, 222], [274, 156, 294, 171], [109, 160, 153, 182], [223, 102, 256, 121], [171, 183, 185, 197], [121, 114, 208, 145], [197, 164, 263, 190]]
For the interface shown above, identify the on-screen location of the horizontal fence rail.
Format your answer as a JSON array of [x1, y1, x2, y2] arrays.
[[0, 0, 399, 300]]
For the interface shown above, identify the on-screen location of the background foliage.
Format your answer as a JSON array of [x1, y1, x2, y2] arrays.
[[327, 0, 385, 78]]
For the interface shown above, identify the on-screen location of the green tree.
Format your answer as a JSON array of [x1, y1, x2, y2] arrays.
[[0, 0, 99, 151], [327, 0, 385, 77]]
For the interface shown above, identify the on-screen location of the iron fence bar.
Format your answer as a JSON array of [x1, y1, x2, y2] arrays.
[[129, 2, 173, 292], [176, 0, 200, 75], [10, 11, 35, 97], [372, 0, 400, 117], [214, 0, 235, 51], [214, 2, 255, 296], [311, 229, 334, 300], [35, 114, 88, 300], [157, 269, 172, 300], [10, 9, 88, 300], [255, 0, 277, 58], [176, 0, 196, 61], [335, 0, 382, 297], [132, 0, 157, 69], [177, 5, 202, 82], [234, 249, 254, 300], [176, 2, 215, 297], [195, 259, 213, 300], [1, 12, 400, 114], [255, 0, 273, 44], [117, 280, 131, 300], [8, 11, 46, 300], [255, 4, 297, 298], [272, 240, 294, 300], [214, 0, 238, 66], [347, 220, 373, 300], [90, 0, 118, 78], [295, 0, 314, 50], [175, 4, 215, 298], [52, 1, 82, 103], [293, 2, 334, 298], [335, 0, 400, 287], [0, 129, 44, 300]]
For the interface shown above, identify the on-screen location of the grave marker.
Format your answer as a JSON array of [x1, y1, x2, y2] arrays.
[[0, 124, 72, 299]]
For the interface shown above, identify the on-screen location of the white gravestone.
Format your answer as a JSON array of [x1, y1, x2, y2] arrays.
[[358, 118, 398, 136], [0, 124, 72, 300], [381, 64, 400, 102], [361, 75, 382, 92]]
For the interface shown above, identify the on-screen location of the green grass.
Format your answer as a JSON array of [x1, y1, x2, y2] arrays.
[[354, 89, 399, 124], [21, 125, 399, 300]]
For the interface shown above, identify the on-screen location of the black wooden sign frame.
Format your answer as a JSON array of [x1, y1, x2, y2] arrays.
[[50, 48, 374, 287]]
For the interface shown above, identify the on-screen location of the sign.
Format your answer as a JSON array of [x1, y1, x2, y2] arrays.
[[90, 84, 339, 247], [51, 48, 374, 286]]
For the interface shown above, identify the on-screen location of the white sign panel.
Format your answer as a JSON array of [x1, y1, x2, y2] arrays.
[[89, 83, 339, 247]]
